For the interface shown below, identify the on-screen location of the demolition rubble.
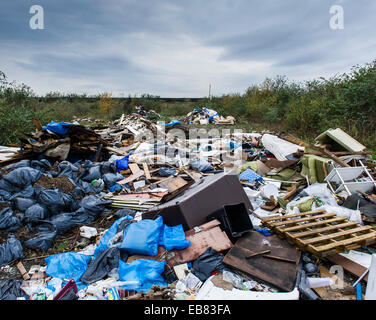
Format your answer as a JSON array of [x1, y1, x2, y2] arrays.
[[0, 112, 375, 301]]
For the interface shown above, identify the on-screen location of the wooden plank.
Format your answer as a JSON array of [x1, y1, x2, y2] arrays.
[[269, 213, 337, 227], [274, 217, 348, 233], [16, 262, 30, 280], [245, 250, 271, 259], [129, 163, 142, 175], [159, 176, 188, 193], [117, 170, 144, 184], [311, 232, 376, 252], [104, 146, 128, 156], [316, 146, 351, 168], [260, 209, 326, 222], [142, 163, 151, 180], [262, 255, 297, 264], [300, 226, 374, 245], [326, 254, 369, 283], [288, 222, 359, 238]]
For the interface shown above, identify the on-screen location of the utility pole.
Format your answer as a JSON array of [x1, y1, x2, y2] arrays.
[[208, 84, 212, 100]]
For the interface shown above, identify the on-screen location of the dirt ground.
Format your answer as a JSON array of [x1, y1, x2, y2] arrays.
[[33, 175, 76, 194]]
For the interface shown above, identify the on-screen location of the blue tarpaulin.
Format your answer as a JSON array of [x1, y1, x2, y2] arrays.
[[239, 169, 263, 183], [163, 120, 182, 127], [43, 121, 72, 135]]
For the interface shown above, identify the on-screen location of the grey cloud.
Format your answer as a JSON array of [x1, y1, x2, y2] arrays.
[[1, 0, 376, 96]]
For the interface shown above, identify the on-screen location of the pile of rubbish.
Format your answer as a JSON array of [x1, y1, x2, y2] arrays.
[[184, 107, 236, 125], [0, 112, 376, 301]]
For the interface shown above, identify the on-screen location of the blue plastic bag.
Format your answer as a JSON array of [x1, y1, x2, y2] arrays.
[[118, 259, 167, 292], [93, 216, 133, 257], [115, 155, 129, 173], [45, 252, 91, 282], [109, 184, 122, 192], [43, 121, 72, 135], [120, 216, 163, 256], [161, 224, 190, 251]]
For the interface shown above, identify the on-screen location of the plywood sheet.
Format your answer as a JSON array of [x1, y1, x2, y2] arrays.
[[223, 231, 301, 292]]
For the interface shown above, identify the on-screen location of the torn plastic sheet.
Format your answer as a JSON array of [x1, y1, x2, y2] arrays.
[[159, 167, 176, 177]]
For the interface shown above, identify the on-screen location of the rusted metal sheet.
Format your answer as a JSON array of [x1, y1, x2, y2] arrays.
[[223, 231, 301, 292]]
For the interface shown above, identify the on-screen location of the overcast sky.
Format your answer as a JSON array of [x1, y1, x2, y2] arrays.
[[1, 0, 375, 97]]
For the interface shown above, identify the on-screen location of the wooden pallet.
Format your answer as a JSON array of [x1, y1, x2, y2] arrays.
[[260, 209, 376, 257]]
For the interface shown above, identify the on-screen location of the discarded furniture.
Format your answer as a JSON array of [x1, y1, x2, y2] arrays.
[[260, 209, 376, 257], [143, 172, 254, 230], [325, 160, 376, 195], [316, 128, 366, 153]]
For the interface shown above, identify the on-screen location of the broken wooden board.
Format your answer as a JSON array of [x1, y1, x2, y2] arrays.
[[129, 163, 142, 175], [261, 209, 376, 257], [142, 163, 151, 180], [117, 170, 145, 185], [159, 176, 187, 193], [160, 177, 195, 202], [223, 231, 301, 292], [326, 254, 369, 283], [104, 146, 128, 156], [166, 219, 233, 267]]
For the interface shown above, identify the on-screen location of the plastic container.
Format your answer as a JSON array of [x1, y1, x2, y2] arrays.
[[307, 277, 334, 288], [207, 202, 253, 239]]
